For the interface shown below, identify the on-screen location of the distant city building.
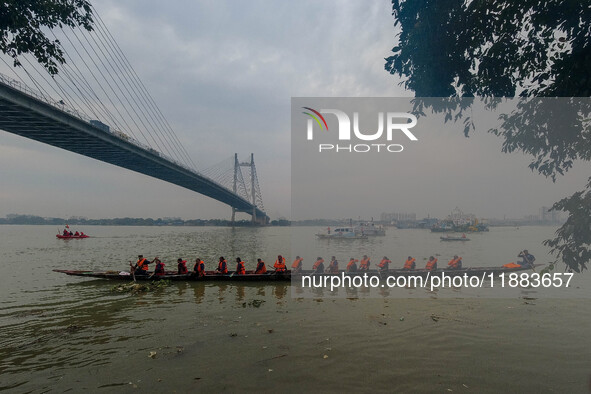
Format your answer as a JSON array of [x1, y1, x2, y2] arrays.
[[539, 206, 560, 223], [380, 212, 416, 222]]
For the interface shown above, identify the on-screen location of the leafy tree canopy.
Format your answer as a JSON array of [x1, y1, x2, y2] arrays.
[[0, 0, 93, 75], [385, 0, 591, 271]]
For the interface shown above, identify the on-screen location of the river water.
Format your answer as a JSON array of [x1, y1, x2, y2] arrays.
[[1, 225, 590, 393]]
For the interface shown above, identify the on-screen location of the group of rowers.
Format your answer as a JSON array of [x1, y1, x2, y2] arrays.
[[130, 255, 290, 277], [130, 250, 536, 276], [62, 229, 86, 236]]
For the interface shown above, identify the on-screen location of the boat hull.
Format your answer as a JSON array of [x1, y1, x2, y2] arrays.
[[56, 234, 89, 239], [54, 265, 540, 282]]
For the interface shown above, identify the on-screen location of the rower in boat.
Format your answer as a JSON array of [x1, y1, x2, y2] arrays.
[[312, 257, 325, 274], [359, 255, 371, 271], [216, 257, 228, 274], [425, 256, 438, 271], [378, 256, 391, 273], [274, 255, 287, 272], [327, 256, 339, 273], [447, 255, 462, 270], [132, 255, 150, 275], [177, 258, 188, 274], [193, 258, 205, 277], [346, 258, 358, 272], [74, 231, 80, 236], [403, 256, 416, 270], [291, 256, 303, 274], [255, 258, 267, 274], [154, 257, 165, 276], [235, 257, 246, 275], [503, 250, 535, 269]]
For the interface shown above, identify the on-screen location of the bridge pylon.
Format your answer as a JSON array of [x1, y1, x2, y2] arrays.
[[231, 153, 267, 226]]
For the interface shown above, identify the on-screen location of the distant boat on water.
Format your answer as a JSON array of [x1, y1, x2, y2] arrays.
[[316, 227, 368, 240]]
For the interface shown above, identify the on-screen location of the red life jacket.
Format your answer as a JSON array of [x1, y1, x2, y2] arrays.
[[404, 258, 416, 270], [426, 258, 438, 271], [236, 261, 246, 275], [178, 260, 188, 274], [155, 262, 165, 275]]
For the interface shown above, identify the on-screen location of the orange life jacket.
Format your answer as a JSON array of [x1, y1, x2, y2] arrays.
[[346, 259, 358, 271], [378, 258, 391, 269], [426, 258, 438, 271], [291, 258, 303, 270], [236, 261, 246, 275], [218, 260, 228, 274], [359, 258, 370, 270], [503, 262, 521, 269], [312, 259, 324, 270], [404, 258, 416, 270], [195, 260, 205, 275], [274, 259, 286, 271], [137, 258, 149, 271], [255, 261, 267, 274], [448, 257, 462, 269]]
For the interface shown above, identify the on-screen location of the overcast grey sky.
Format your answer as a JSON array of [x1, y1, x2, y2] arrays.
[[0, 1, 588, 221]]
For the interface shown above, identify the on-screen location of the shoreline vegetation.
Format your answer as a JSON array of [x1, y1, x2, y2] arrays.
[[0, 214, 559, 228]]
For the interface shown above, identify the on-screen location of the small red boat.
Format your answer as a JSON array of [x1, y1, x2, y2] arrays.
[[56, 234, 89, 239]]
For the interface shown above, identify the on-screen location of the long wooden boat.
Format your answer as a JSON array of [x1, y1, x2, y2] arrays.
[[54, 264, 540, 282], [53, 269, 291, 281], [56, 234, 89, 239]]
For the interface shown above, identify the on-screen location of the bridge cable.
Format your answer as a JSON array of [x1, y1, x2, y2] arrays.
[[90, 5, 199, 171]]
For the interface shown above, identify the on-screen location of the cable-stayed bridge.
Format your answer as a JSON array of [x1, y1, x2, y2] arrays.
[[0, 6, 267, 223]]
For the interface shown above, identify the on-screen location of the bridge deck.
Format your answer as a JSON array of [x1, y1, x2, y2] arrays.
[[0, 82, 267, 219]]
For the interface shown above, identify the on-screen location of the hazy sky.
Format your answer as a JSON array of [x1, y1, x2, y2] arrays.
[[0, 1, 588, 221]]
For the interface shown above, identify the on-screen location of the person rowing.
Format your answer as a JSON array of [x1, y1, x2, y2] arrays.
[[359, 255, 371, 271], [503, 250, 536, 269], [312, 257, 324, 274], [291, 256, 303, 274], [177, 258, 188, 274], [447, 255, 462, 270], [193, 258, 205, 277], [346, 258, 358, 272], [403, 256, 416, 270], [131, 255, 150, 275], [235, 257, 246, 275], [425, 256, 438, 271], [154, 257, 165, 276], [326, 256, 339, 273], [518, 250, 535, 268], [216, 256, 228, 274], [255, 258, 267, 274], [377, 256, 391, 273], [274, 255, 287, 272]]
